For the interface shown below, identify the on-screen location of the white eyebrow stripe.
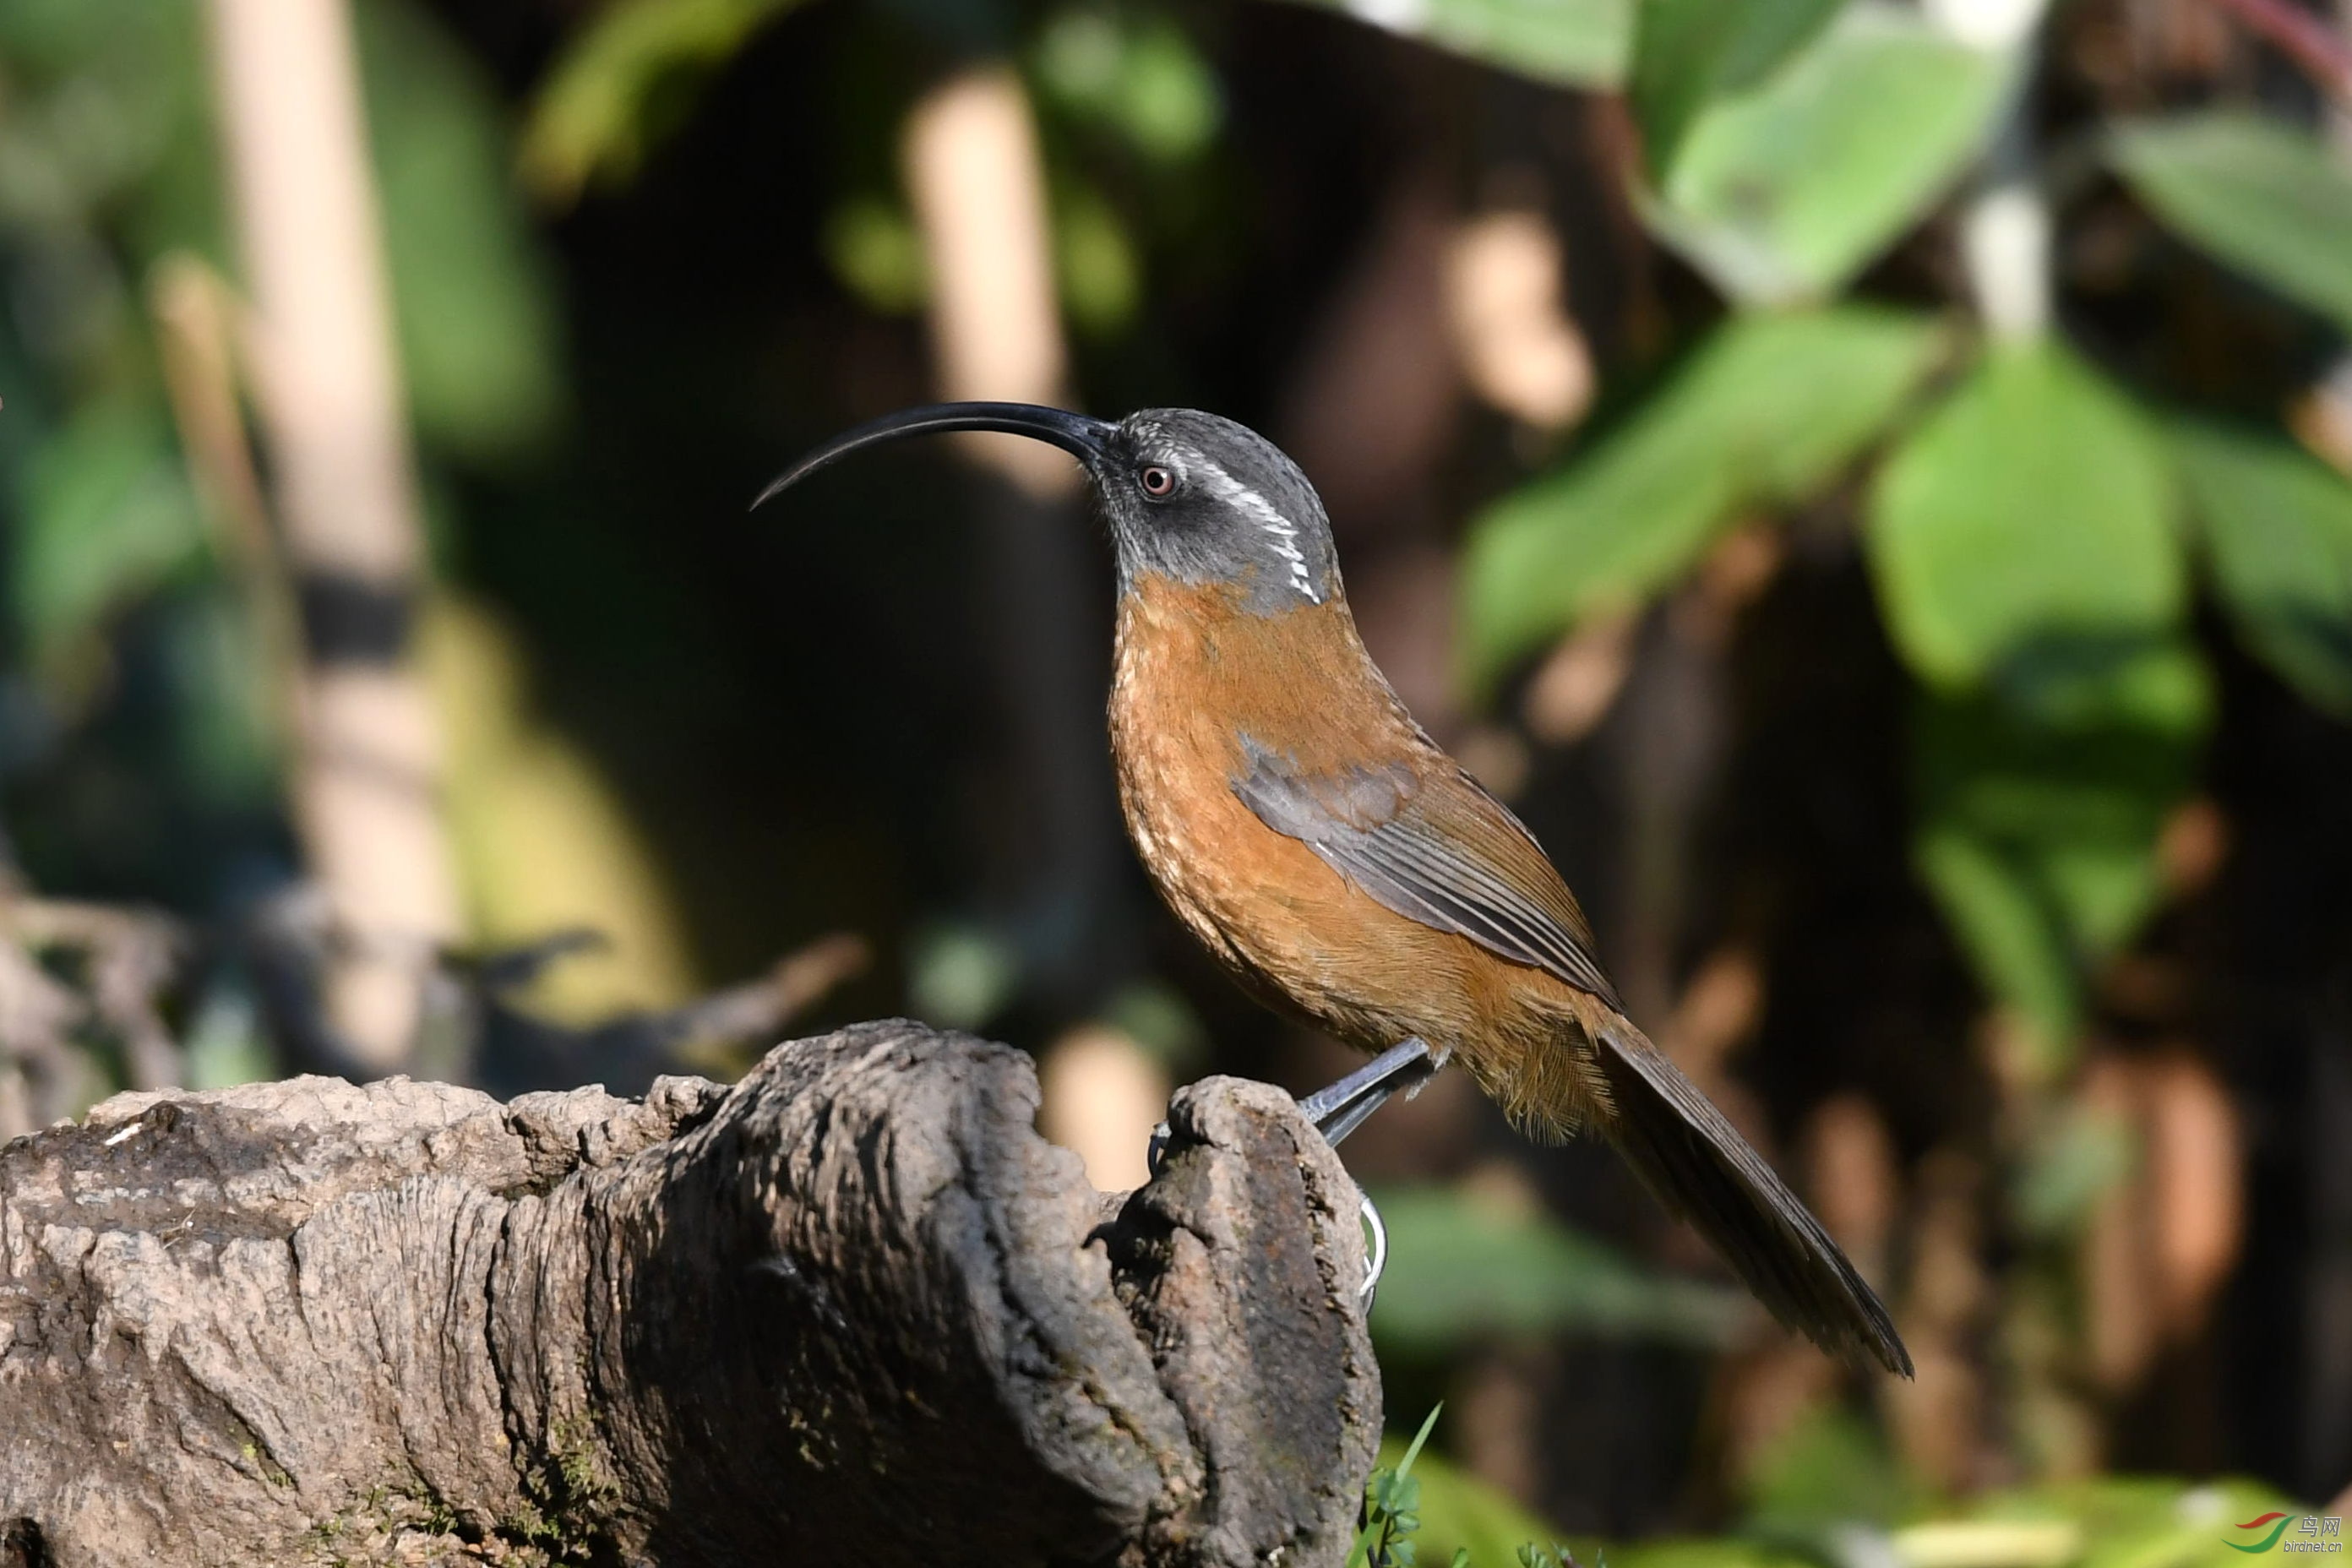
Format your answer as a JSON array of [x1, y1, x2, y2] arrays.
[[1191, 457, 1321, 602]]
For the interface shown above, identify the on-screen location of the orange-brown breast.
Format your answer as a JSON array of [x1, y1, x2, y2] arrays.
[[1106, 572, 1607, 1126]]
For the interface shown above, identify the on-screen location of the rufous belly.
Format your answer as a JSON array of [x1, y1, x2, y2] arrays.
[[1106, 573, 1610, 1133]]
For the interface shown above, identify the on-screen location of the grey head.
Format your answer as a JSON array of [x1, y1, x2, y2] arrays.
[[754, 402, 1341, 615]]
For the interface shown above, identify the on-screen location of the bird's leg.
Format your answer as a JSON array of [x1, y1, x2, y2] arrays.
[[1297, 1037, 1441, 1148], [1294, 1038, 1442, 1311], [1142, 1037, 1446, 1313], [1143, 1037, 1446, 1176]]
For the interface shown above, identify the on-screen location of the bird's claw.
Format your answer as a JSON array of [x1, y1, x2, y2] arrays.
[[1296, 1037, 1438, 1310], [1355, 1189, 1388, 1310], [1142, 1037, 1439, 1312]]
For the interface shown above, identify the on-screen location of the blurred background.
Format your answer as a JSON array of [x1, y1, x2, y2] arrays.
[[3, 0, 2350, 1558]]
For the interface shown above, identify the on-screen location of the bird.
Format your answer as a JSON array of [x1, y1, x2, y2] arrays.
[[758, 402, 1912, 1376]]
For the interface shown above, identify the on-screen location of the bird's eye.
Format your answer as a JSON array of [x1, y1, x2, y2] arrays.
[[1139, 465, 1175, 498]]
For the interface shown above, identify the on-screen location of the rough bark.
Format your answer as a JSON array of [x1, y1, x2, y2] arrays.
[[0, 1021, 1380, 1567]]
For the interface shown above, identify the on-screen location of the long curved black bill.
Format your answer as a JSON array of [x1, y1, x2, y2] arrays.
[[751, 401, 1114, 511]]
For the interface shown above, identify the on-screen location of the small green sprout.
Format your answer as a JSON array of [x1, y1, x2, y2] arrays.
[[1349, 1405, 1445, 1568]]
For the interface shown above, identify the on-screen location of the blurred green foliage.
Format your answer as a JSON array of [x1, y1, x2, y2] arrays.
[[1642, 4, 2011, 305], [0, 0, 215, 715], [2108, 112, 2352, 339], [13, 397, 204, 682], [1294, 0, 1631, 90], [1866, 340, 2186, 703], [518, 0, 811, 202], [359, 0, 564, 459], [1, 0, 558, 683], [1357, 0, 2352, 1526], [2010, 1098, 2136, 1241], [0, 0, 564, 1066], [1742, 1403, 1919, 1541], [1369, 1184, 1745, 1355], [1628, 0, 1843, 177], [6, 0, 2351, 1544], [1358, 1407, 1581, 1568], [1373, 1400, 2305, 1568], [2175, 420, 2352, 719], [824, 194, 933, 314], [1429, 0, 2352, 1066], [522, 0, 1221, 344], [1352, 1405, 1449, 1568], [1032, 8, 1221, 165], [1873, 339, 2205, 1053], [1462, 306, 1947, 686]]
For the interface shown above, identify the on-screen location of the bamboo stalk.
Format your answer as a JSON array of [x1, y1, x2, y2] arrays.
[[901, 67, 1077, 497], [204, 0, 460, 1072], [901, 64, 1154, 1176]]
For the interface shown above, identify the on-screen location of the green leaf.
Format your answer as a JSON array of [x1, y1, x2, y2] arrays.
[[2012, 1100, 2135, 1239], [1629, 0, 1847, 177], [0, 0, 200, 230], [1460, 306, 1946, 687], [519, 0, 808, 204], [1867, 338, 2187, 700], [823, 196, 929, 315], [907, 919, 1020, 1028], [1352, 1411, 1447, 1568], [2109, 112, 2352, 336], [1912, 794, 2076, 1052], [1645, 3, 2012, 304], [9, 397, 204, 675], [1054, 182, 1143, 337], [2173, 419, 2352, 718], [1872, 345, 2208, 1051], [1396, 1404, 1444, 1478], [1283, 0, 1632, 89], [1911, 659, 2207, 1054], [1925, 1477, 2298, 1568], [1033, 9, 1223, 165], [359, 0, 564, 462], [1366, 1184, 1746, 1353]]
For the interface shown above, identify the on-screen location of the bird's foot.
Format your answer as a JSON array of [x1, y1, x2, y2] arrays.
[[1142, 1037, 1443, 1314], [1297, 1037, 1441, 1148], [1291, 1039, 1440, 1311]]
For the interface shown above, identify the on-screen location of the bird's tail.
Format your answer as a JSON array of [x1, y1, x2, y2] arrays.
[[1571, 999, 1913, 1377]]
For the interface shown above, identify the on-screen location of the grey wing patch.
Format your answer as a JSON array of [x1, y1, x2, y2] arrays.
[[1231, 738, 1415, 835], [1232, 737, 1622, 1007]]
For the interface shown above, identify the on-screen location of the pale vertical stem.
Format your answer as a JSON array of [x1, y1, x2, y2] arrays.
[[902, 67, 1158, 1179], [1957, 134, 2052, 344], [205, 0, 461, 1072], [1927, 0, 2055, 340], [902, 68, 1078, 497]]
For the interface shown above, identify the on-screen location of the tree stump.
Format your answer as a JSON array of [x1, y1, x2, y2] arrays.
[[0, 1021, 1380, 1566]]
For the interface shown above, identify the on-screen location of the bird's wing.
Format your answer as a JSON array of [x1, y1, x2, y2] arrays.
[[1233, 735, 1623, 1010]]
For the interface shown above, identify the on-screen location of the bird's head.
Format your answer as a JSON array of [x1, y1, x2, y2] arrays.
[[756, 402, 1340, 613]]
